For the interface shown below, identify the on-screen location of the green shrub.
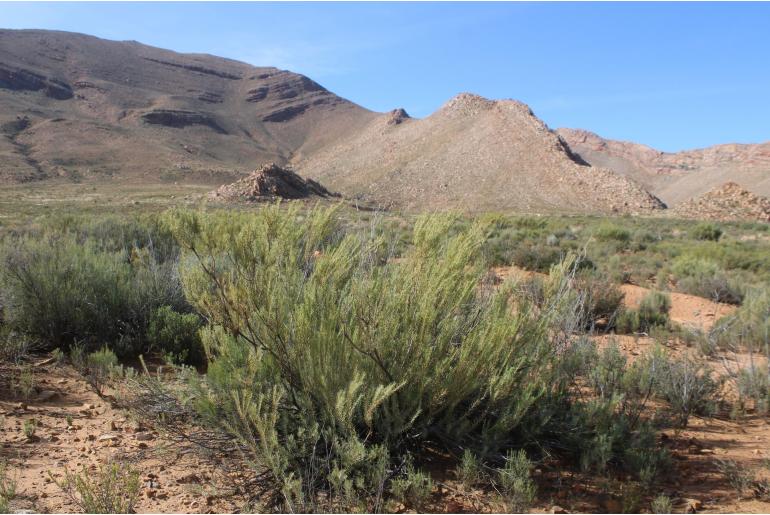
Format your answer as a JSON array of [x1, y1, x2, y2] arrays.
[[575, 274, 625, 330], [651, 494, 673, 514], [85, 347, 119, 395], [711, 288, 770, 352], [390, 465, 433, 508], [497, 449, 536, 512], [162, 205, 583, 510], [0, 461, 17, 513], [0, 228, 186, 356], [691, 223, 723, 241], [671, 256, 743, 304], [457, 449, 483, 487], [52, 462, 140, 513], [14, 366, 35, 400], [651, 350, 720, 427], [147, 306, 202, 364], [510, 244, 563, 272], [616, 291, 670, 334], [736, 363, 770, 414], [595, 223, 631, 243], [716, 459, 755, 496]]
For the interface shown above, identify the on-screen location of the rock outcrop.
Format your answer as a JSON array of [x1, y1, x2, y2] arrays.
[[208, 163, 337, 202], [672, 182, 770, 222]]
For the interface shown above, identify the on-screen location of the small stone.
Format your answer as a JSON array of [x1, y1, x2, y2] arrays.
[[685, 498, 702, 513], [37, 390, 59, 402], [135, 432, 154, 442], [551, 505, 568, 514], [17, 402, 27, 411], [145, 489, 156, 499]]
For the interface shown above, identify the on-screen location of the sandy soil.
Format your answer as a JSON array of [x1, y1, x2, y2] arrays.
[[0, 363, 246, 513]]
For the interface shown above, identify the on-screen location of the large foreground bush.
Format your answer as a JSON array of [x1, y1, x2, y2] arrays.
[[149, 205, 669, 510]]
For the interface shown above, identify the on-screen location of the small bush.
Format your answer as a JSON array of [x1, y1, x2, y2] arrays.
[[736, 363, 770, 414], [14, 366, 35, 400], [0, 229, 186, 356], [616, 291, 670, 334], [22, 419, 37, 440], [146, 306, 202, 364], [692, 223, 723, 241], [575, 274, 625, 330], [0, 328, 34, 364], [457, 449, 483, 487], [595, 223, 631, 243], [51, 348, 66, 366], [650, 494, 673, 514], [671, 256, 743, 304], [0, 461, 17, 513], [390, 466, 433, 508], [53, 462, 140, 514], [85, 347, 119, 395], [716, 459, 754, 496], [652, 350, 720, 427], [711, 288, 770, 352], [497, 450, 536, 512]]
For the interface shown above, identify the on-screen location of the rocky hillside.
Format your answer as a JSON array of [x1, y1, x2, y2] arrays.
[[557, 128, 770, 206], [208, 162, 336, 202], [298, 94, 665, 214], [672, 182, 770, 222], [0, 29, 377, 184]]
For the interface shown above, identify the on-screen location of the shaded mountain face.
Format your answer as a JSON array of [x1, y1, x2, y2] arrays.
[[0, 29, 377, 184], [557, 128, 770, 206], [298, 94, 665, 214]]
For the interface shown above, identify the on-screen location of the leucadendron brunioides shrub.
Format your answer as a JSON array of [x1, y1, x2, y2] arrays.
[[166, 204, 578, 510]]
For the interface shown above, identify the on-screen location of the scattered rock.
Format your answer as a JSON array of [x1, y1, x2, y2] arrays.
[[684, 498, 703, 513], [208, 163, 337, 202], [551, 505, 569, 514], [673, 182, 770, 222], [98, 433, 119, 441], [135, 432, 154, 442], [36, 390, 59, 402]]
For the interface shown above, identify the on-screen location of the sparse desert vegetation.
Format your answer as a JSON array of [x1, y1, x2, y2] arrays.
[[2, 199, 770, 513]]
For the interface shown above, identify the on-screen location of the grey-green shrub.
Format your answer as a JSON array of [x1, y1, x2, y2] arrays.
[[595, 223, 631, 244], [711, 288, 770, 352], [147, 306, 202, 364], [497, 449, 536, 512], [691, 223, 723, 241], [616, 291, 670, 334], [736, 363, 770, 414], [0, 229, 186, 355], [671, 255, 743, 304], [165, 204, 579, 509]]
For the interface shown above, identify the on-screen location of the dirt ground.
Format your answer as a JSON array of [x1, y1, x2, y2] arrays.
[[2, 269, 770, 513]]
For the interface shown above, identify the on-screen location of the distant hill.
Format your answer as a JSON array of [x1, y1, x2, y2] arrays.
[[557, 128, 770, 206], [0, 29, 377, 184], [298, 94, 664, 213]]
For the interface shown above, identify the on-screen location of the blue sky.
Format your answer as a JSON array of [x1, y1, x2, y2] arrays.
[[2, 2, 769, 152]]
